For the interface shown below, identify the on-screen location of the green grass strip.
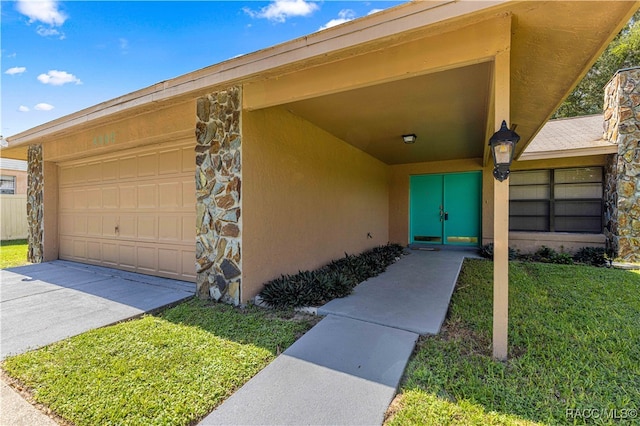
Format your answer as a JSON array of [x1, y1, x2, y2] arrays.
[[0, 239, 29, 269], [3, 299, 315, 426], [387, 260, 640, 426]]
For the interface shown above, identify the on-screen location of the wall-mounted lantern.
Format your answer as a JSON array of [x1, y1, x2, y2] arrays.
[[489, 120, 520, 181]]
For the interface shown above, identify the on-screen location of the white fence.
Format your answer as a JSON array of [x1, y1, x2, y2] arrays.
[[1, 194, 28, 240]]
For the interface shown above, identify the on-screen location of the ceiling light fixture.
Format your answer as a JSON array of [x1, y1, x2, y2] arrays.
[[402, 134, 417, 144]]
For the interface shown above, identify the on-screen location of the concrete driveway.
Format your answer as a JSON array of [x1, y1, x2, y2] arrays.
[[1, 260, 194, 360]]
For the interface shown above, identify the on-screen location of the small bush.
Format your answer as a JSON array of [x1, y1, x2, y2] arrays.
[[479, 243, 517, 260], [534, 246, 574, 265], [258, 243, 404, 309], [574, 246, 609, 267]]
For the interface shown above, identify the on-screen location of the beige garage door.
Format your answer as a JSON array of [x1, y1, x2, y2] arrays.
[[58, 142, 196, 282]]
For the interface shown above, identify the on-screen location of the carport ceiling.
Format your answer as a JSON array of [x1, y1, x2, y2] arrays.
[[284, 62, 491, 165]]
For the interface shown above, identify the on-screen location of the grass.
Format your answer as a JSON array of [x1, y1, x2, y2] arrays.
[[386, 259, 640, 426], [2, 299, 317, 426], [0, 238, 29, 268]]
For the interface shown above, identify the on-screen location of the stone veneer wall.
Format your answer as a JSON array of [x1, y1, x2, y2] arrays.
[[603, 68, 640, 262], [27, 144, 44, 263], [194, 87, 242, 305]]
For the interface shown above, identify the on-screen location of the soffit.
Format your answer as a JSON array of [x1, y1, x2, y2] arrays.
[[249, 1, 638, 165], [284, 62, 492, 165]]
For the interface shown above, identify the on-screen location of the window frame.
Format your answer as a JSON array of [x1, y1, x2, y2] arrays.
[[509, 167, 604, 234], [0, 175, 16, 195]]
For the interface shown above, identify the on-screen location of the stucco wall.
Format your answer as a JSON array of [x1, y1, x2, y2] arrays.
[[242, 106, 389, 302]]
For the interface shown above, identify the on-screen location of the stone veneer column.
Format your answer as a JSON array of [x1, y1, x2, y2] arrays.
[[603, 68, 640, 262], [194, 87, 242, 305], [27, 144, 44, 263]]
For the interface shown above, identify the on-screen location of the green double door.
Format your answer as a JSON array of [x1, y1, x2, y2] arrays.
[[410, 172, 481, 246]]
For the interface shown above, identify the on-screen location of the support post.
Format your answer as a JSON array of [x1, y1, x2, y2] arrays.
[[492, 49, 511, 361]]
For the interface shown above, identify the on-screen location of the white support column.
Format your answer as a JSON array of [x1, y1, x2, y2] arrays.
[[492, 49, 510, 361]]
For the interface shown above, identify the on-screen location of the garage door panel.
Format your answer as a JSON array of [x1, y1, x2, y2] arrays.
[[103, 187, 118, 209], [87, 241, 101, 261], [159, 248, 178, 275], [181, 251, 196, 280], [159, 149, 180, 175], [59, 143, 196, 282], [87, 188, 102, 209], [181, 217, 194, 243], [103, 216, 117, 237], [119, 157, 137, 179], [73, 189, 87, 210], [138, 153, 157, 177], [102, 160, 118, 181], [59, 189, 73, 210], [138, 184, 157, 209], [60, 215, 74, 234], [102, 243, 118, 265], [159, 182, 180, 208], [137, 216, 156, 240], [137, 246, 157, 272], [119, 216, 136, 238], [73, 240, 87, 259], [74, 216, 87, 235], [159, 216, 180, 241], [119, 245, 136, 268], [59, 237, 73, 258], [85, 216, 100, 237], [182, 181, 195, 208]]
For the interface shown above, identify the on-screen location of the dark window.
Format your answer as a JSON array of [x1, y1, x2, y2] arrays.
[[509, 167, 603, 234], [0, 175, 16, 194]]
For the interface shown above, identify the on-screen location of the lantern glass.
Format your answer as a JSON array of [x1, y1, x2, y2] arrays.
[[492, 140, 513, 165]]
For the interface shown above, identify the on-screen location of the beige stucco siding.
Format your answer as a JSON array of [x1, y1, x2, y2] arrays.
[[242, 106, 389, 301]]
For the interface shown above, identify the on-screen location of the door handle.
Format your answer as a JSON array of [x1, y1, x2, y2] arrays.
[[444, 212, 449, 221]]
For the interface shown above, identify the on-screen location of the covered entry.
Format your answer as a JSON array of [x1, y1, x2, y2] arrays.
[[410, 172, 481, 246]]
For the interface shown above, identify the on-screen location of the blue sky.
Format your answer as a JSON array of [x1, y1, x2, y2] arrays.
[[1, 0, 404, 137]]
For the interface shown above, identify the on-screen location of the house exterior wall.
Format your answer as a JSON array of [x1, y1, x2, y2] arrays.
[[242, 106, 389, 303], [604, 68, 640, 262]]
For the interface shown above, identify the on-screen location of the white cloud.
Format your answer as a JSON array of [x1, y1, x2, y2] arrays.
[[16, 0, 67, 26], [36, 26, 64, 39], [368, 9, 384, 15], [319, 9, 356, 31], [37, 70, 82, 86], [34, 103, 54, 111], [244, 0, 319, 23], [5, 67, 27, 75], [18, 105, 30, 112]]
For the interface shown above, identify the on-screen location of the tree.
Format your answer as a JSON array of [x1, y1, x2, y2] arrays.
[[553, 10, 640, 118]]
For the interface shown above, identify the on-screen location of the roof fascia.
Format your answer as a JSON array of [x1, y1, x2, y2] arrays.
[[6, 0, 507, 148]]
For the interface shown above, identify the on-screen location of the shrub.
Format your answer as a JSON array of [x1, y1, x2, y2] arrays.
[[479, 243, 517, 260], [574, 246, 609, 267], [258, 243, 404, 309], [534, 246, 574, 265]]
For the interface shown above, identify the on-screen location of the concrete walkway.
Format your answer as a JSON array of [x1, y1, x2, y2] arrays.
[[201, 248, 471, 425], [1, 260, 195, 426]]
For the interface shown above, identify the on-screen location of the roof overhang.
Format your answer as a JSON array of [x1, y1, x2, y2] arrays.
[[3, 1, 638, 165]]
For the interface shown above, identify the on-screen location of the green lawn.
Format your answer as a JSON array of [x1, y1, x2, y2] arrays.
[[2, 299, 317, 426], [386, 259, 640, 426], [0, 239, 29, 269]]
